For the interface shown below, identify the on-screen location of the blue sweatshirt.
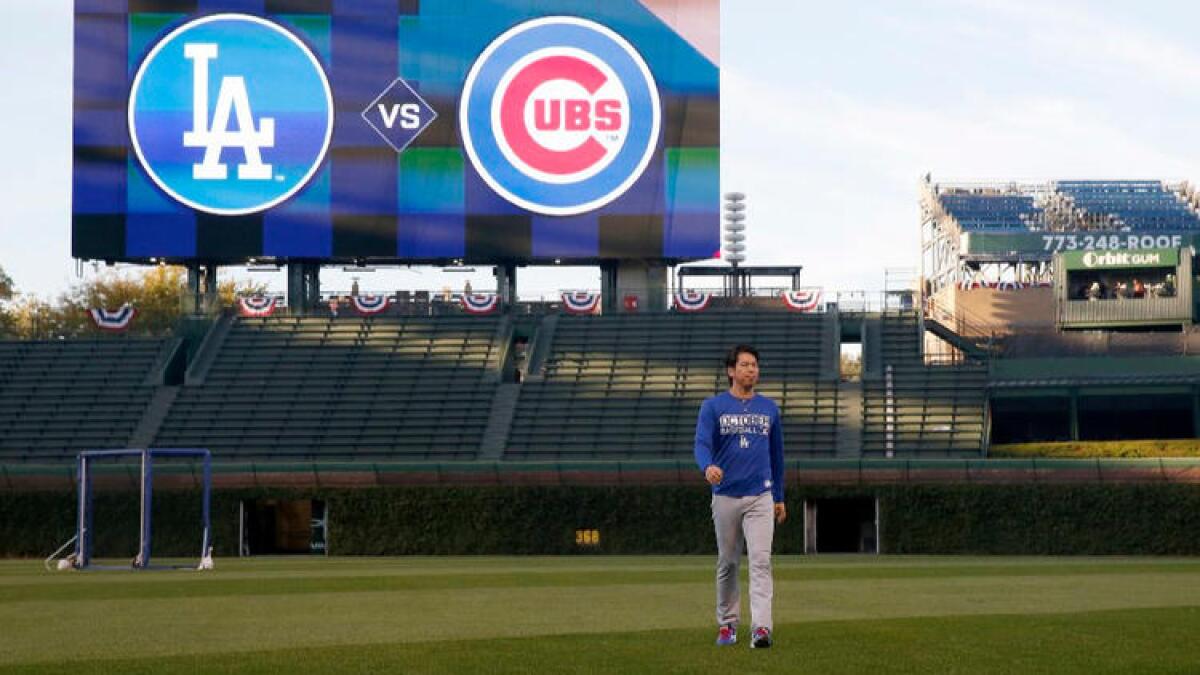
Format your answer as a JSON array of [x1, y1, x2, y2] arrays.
[[693, 391, 785, 503]]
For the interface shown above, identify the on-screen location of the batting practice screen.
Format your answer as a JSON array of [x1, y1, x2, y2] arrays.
[[72, 0, 720, 265]]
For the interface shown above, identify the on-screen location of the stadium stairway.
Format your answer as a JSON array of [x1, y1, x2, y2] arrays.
[[185, 313, 235, 385], [861, 311, 988, 457], [835, 380, 863, 457], [127, 386, 180, 449], [881, 312, 922, 364], [924, 319, 991, 360], [479, 382, 520, 459]]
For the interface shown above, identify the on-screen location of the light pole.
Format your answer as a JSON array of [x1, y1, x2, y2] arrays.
[[724, 192, 746, 296]]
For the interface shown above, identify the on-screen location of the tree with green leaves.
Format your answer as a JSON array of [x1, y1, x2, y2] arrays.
[[2, 266, 266, 339], [0, 264, 14, 337], [0, 265, 12, 301], [59, 265, 190, 336]]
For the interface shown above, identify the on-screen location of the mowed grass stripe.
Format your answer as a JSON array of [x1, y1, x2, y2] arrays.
[[4, 606, 1199, 674], [5, 558, 1200, 603], [2, 566, 1199, 665], [4, 555, 1191, 584]]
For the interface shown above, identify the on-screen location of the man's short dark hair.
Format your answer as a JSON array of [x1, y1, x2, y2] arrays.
[[725, 344, 759, 384]]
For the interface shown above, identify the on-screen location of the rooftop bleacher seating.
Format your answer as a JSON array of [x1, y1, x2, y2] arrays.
[[152, 316, 503, 461], [0, 339, 165, 462], [505, 313, 839, 460], [940, 194, 1043, 230], [1056, 180, 1200, 230], [937, 181, 1200, 233]]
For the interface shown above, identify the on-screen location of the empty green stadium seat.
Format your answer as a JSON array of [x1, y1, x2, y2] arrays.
[[0, 338, 166, 459], [152, 316, 503, 461], [505, 313, 839, 460]]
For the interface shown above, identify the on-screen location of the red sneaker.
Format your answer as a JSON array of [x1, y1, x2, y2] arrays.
[[751, 626, 772, 649]]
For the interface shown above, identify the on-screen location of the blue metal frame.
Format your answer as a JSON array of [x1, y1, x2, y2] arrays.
[[74, 449, 211, 570]]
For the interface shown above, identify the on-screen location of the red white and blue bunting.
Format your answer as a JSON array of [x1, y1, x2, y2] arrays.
[[781, 289, 822, 313], [88, 304, 136, 332], [674, 289, 712, 313], [461, 293, 500, 315], [238, 295, 278, 317], [561, 291, 600, 315], [351, 295, 391, 316]]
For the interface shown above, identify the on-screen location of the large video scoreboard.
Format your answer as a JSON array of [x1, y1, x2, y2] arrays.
[[73, 0, 720, 264]]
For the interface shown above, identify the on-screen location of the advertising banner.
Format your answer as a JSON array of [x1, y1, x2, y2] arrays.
[[964, 231, 1196, 259]]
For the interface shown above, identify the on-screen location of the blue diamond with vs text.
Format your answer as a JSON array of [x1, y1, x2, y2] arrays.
[[361, 78, 438, 153]]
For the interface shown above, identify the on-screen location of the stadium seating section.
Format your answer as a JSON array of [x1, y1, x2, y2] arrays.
[[938, 194, 1042, 230], [0, 339, 166, 461], [154, 316, 503, 460], [505, 313, 839, 459], [1057, 181, 1200, 230], [939, 180, 1200, 231], [0, 309, 998, 463]]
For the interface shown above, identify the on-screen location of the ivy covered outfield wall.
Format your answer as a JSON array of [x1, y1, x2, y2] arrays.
[[991, 440, 1200, 459], [4, 484, 1200, 558]]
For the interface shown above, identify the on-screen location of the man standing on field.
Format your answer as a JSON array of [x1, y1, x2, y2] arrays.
[[694, 344, 786, 649]]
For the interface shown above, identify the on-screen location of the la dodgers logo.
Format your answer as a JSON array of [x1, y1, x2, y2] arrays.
[[128, 14, 333, 216], [461, 17, 661, 216], [181, 42, 275, 181]]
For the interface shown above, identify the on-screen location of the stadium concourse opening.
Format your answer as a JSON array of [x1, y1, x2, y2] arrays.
[[240, 499, 327, 556], [804, 498, 878, 554]]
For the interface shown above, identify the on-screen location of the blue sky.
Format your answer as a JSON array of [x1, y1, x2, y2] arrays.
[[4, 0, 1200, 300]]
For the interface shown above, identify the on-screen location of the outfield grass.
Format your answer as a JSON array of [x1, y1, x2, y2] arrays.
[[2, 556, 1199, 673]]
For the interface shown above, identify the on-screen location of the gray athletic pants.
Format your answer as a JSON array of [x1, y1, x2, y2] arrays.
[[711, 491, 775, 630]]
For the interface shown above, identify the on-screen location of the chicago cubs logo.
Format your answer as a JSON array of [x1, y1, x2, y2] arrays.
[[461, 17, 661, 216], [128, 14, 333, 216]]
